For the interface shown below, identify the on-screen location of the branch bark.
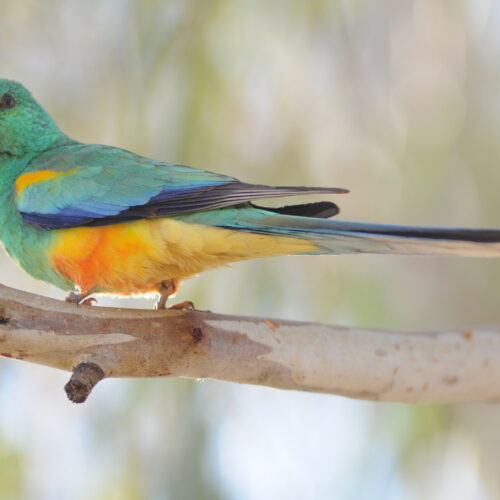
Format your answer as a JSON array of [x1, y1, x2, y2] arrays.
[[0, 283, 498, 403]]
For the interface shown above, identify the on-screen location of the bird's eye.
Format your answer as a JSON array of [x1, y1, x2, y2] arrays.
[[0, 93, 16, 110]]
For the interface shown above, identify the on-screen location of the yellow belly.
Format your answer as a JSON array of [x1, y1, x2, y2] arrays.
[[49, 218, 317, 294]]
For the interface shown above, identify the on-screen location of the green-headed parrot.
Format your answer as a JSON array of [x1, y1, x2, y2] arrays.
[[0, 79, 499, 308]]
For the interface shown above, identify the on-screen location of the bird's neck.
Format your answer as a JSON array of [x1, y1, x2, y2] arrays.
[[0, 153, 52, 271], [0, 153, 32, 209]]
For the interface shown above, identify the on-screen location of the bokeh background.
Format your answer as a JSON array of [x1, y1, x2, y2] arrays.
[[1, 0, 500, 498]]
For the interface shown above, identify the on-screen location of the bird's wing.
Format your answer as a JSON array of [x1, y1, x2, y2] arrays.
[[15, 143, 347, 229]]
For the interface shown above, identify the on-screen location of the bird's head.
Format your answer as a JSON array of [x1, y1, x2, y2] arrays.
[[0, 79, 62, 156]]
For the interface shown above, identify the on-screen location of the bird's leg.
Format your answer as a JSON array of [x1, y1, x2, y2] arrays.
[[65, 290, 97, 306], [156, 280, 195, 310], [156, 280, 176, 309]]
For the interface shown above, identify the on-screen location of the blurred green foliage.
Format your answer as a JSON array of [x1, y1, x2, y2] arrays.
[[0, 441, 23, 499]]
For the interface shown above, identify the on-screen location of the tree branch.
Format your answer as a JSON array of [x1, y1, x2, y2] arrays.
[[0, 283, 498, 403]]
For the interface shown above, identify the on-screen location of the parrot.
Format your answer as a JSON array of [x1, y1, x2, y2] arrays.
[[0, 78, 499, 309]]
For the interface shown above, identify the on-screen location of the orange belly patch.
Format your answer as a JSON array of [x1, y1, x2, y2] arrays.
[[50, 218, 318, 294]]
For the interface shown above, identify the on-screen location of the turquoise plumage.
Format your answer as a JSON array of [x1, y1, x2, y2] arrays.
[[1, 78, 500, 309]]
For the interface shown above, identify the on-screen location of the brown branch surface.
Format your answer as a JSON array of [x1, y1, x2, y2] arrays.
[[0, 283, 498, 403]]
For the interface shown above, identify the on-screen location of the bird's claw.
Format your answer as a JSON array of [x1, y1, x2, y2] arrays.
[[65, 291, 97, 306], [168, 301, 195, 311], [80, 297, 97, 306]]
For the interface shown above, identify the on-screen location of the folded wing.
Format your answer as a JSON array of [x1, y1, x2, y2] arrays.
[[15, 143, 347, 230]]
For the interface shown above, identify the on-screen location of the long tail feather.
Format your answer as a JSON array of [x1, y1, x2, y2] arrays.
[[305, 220, 500, 257], [220, 210, 500, 257]]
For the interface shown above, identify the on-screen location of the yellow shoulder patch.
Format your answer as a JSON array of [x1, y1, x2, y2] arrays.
[[15, 169, 76, 196]]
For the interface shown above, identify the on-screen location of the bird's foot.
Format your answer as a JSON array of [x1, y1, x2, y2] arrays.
[[80, 297, 98, 306], [65, 291, 97, 306], [155, 280, 194, 310], [168, 301, 195, 311]]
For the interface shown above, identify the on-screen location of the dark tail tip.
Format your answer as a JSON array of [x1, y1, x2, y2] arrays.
[[253, 201, 340, 219]]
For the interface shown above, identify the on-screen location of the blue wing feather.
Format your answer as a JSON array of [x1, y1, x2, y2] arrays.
[[15, 142, 347, 229]]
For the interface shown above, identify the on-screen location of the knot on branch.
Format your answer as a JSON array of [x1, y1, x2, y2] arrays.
[[64, 362, 105, 403]]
